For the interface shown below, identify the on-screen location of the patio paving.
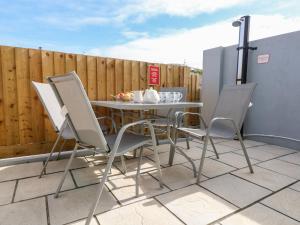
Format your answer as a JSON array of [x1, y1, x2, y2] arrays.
[[0, 139, 299, 225]]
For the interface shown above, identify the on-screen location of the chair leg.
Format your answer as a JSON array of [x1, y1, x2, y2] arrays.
[[155, 133, 160, 146], [85, 151, 117, 225], [135, 147, 143, 197], [55, 143, 79, 198], [39, 135, 61, 178], [185, 134, 190, 149], [120, 155, 127, 174], [56, 139, 66, 160], [133, 149, 137, 158], [176, 146, 197, 177], [236, 131, 254, 173], [153, 145, 163, 188], [209, 137, 219, 159], [197, 134, 209, 184]]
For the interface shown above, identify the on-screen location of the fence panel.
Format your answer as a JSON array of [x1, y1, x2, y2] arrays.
[[0, 45, 201, 158]]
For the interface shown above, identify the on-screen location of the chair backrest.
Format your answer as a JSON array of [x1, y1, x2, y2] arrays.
[[212, 83, 257, 132], [32, 81, 65, 132], [157, 87, 187, 117], [47, 71, 108, 150]]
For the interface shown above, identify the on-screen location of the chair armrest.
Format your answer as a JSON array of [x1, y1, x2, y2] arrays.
[[110, 120, 157, 156], [175, 111, 207, 128], [96, 116, 117, 134], [207, 117, 239, 136]]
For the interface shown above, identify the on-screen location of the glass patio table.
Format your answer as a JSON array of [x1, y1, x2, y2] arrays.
[[91, 100, 203, 165]]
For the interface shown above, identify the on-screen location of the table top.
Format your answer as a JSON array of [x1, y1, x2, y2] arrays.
[[91, 100, 203, 110]]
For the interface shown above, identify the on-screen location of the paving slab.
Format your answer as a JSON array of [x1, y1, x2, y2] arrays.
[[0, 197, 47, 225], [220, 203, 299, 225], [15, 171, 75, 201], [232, 166, 296, 191], [262, 188, 300, 221], [0, 162, 43, 182], [97, 198, 184, 225], [156, 185, 237, 225], [258, 159, 300, 179], [106, 173, 169, 205], [201, 174, 271, 207], [48, 184, 118, 225], [0, 180, 16, 205]]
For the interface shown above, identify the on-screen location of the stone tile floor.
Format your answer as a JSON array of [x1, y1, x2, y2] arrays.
[[0, 139, 299, 225]]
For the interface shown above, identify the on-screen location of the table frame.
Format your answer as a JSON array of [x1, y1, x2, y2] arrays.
[[91, 100, 203, 166]]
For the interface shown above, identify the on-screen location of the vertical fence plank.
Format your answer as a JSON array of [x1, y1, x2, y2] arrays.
[[132, 61, 140, 91], [29, 49, 45, 143], [86, 56, 97, 100], [160, 64, 167, 88], [106, 58, 115, 99], [173, 65, 180, 87], [139, 62, 147, 90], [167, 65, 174, 87], [0, 47, 6, 145], [77, 54, 87, 90], [53, 52, 65, 75], [41, 50, 57, 142], [65, 53, 76, 73], [97, 57, 106, 100], [115, 59, 124, 94], [1, 46, 20, 145], [96, 57, 106, 116], [179, 66, 184, 87], [123, 60, 132, 92], [15, 48, 33, 144]]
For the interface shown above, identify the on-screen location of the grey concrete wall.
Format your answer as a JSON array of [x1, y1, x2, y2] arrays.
[[202, 30, 300, 149]]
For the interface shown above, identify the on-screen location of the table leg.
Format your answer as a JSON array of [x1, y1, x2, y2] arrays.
[[166, 109, 176, 166]]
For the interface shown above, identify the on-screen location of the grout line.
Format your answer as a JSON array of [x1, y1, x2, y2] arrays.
[[104, 183, 122, 206], [229, 173, 274, 192], [260, 202, 300, 223], [289, 186, 300, 193], [196, 183, 240, 209], [146, 170, 173, 191], [94, 215, 101, 225], [11, 179, 19, 203], [45, 196, 51, 225], [0, 165, 90, 185], [255, 164, 300, 180], [69, 170, 79, 188], [207, 153, 240, 169], [276, 158, 300, 167], [207, 179, 300, 225], [153, 197, 188, 225]]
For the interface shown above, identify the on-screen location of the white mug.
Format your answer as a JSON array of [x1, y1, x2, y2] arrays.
[[133, 90, 144, 103]]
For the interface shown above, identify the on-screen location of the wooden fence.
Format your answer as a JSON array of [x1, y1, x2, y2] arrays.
[[0, 45, 201, 158]]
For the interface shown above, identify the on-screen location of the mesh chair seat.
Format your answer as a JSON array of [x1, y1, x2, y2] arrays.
[[178, 127, 235, 139], [106, 132, 150, 155], [151, 118, 170, 127]]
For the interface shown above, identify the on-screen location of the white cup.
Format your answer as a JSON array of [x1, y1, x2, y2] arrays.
[[158, 92, 166, 102], [165, 92, 173, 103], [173, 92, 183, 102]]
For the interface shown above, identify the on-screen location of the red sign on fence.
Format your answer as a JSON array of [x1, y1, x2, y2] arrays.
[[148, 65, 160, 85]]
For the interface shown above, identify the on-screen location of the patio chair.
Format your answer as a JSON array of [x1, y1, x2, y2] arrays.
[[152, 87, 190, 148], [32, 82, 122, 178], [32, 81, 75, 178], [48, 71, 163, 225], [173, 83, 256, 183]]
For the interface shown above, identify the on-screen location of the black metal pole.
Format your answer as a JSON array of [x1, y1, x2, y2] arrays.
[[236, 15, 250, 85]]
